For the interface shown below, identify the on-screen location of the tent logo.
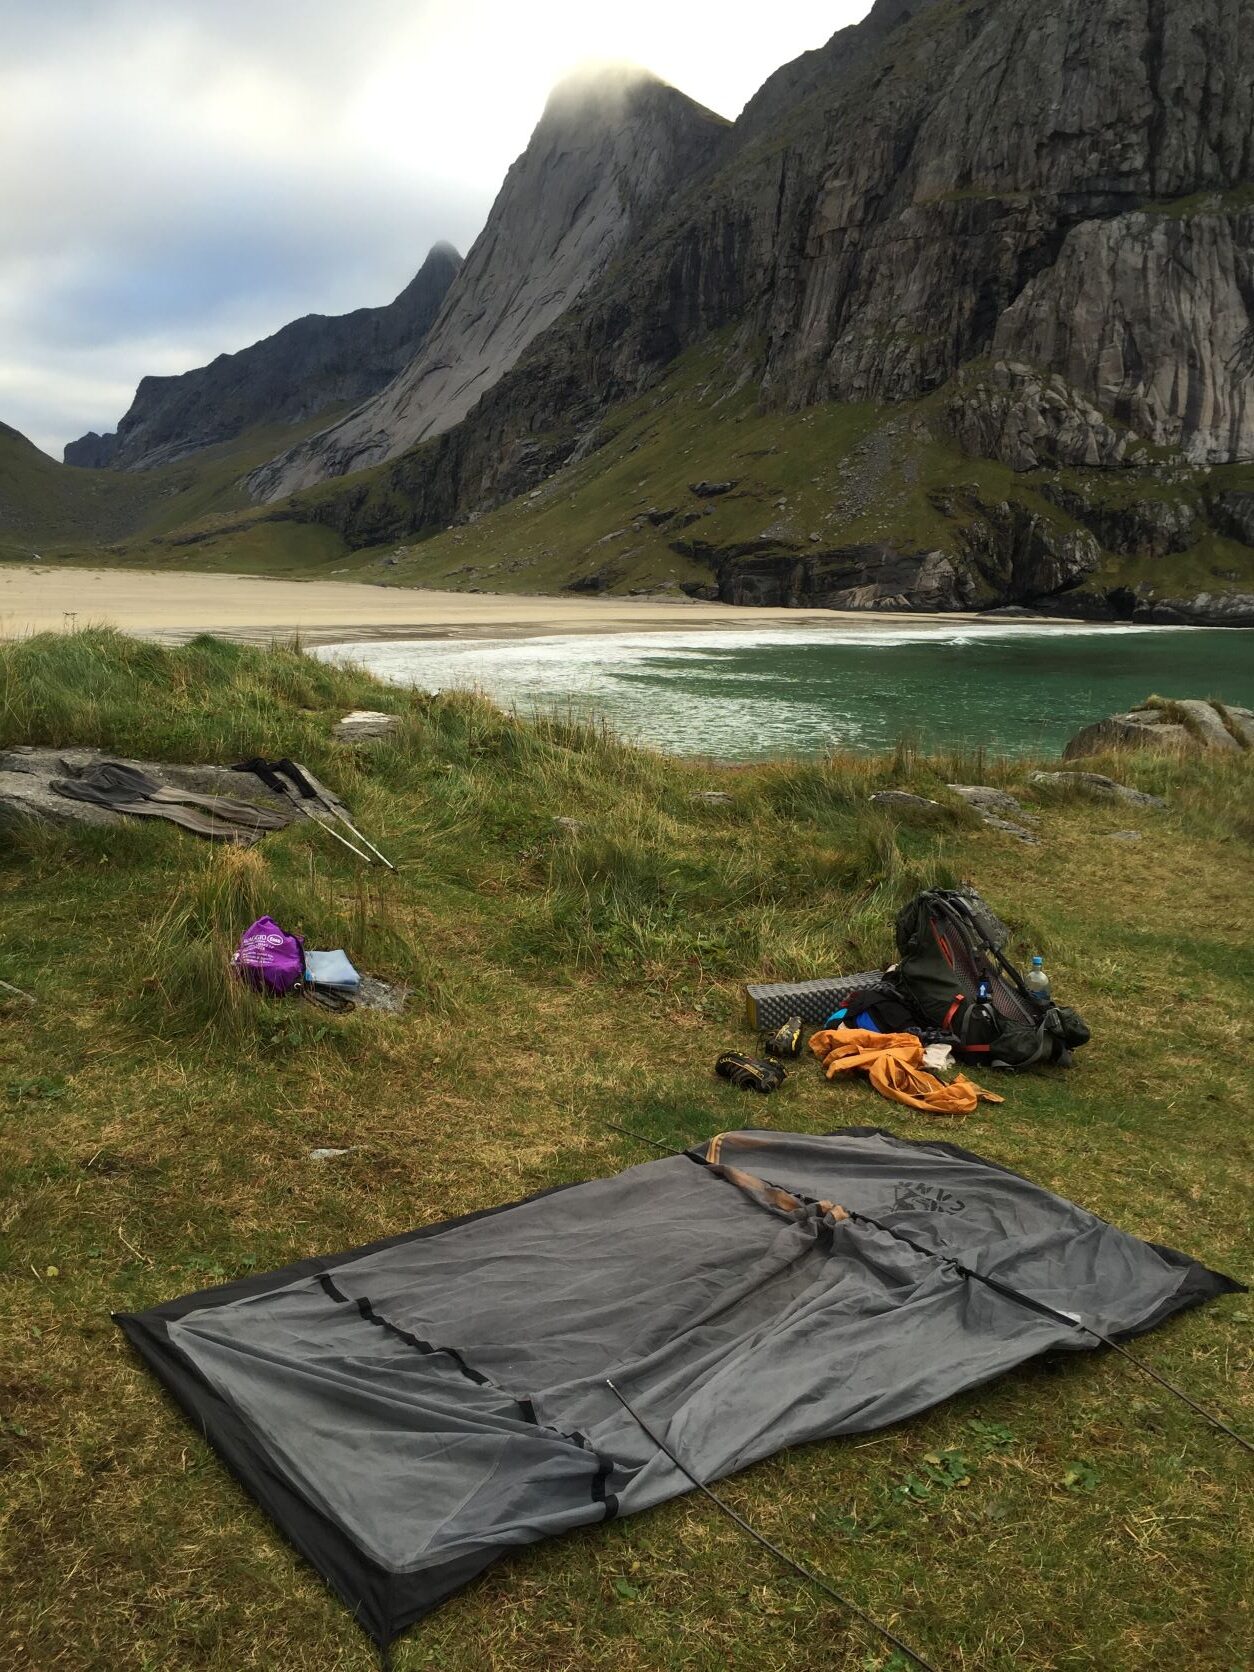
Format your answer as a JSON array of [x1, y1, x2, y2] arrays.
[[891, 1182, 965, 1215]]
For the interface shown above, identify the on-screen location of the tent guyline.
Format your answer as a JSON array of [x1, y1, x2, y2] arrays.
[[605, 1122, 1253, 1455], [606, 1378, 943, 1672], [838, 1204, 1254, 1457]]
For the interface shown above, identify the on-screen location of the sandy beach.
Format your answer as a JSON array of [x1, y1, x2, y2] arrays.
[[0, 563, 1052, 645]]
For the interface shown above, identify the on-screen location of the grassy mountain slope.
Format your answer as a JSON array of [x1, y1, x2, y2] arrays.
[[101, 342, 1251, 610], [0, 630, 1250, 1670], [0, 413, 352, 564]]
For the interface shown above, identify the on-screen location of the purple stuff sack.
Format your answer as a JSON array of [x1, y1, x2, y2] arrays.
[[233, 916, 304, 995]]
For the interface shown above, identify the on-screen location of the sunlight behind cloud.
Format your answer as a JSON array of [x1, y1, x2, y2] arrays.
[[1, 0, 864, 455]]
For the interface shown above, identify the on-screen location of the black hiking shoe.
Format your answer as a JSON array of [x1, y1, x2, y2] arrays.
[[715, 1052, 786, 1093], [762, 1014, 804, 1059]]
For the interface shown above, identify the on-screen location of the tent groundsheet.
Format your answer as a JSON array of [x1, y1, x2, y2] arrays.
[[116, 1127, 1240, 1647]]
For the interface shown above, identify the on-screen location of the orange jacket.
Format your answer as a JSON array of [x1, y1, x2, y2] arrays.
[[809, 1025, 1003, 1117]]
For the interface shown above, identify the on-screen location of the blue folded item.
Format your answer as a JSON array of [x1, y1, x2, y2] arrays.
[[854, 1010, 881, 1031], [304, 948, 360, 991]]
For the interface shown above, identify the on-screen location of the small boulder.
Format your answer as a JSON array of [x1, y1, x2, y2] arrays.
[[1173, 699, 1242, 751], [1030, 771, 1165, 809], [688, 480, 736, 498], [979, 814, 1040, 844], [869, 791, 942, 812], [1109, 830, 1143, 843], [947, 784, 1034, 820], [691, 791, 734, 806], [333, 710, 400, 744], [1064, 699, 1252, 759]]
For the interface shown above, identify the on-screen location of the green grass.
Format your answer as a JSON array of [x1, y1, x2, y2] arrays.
[[0, 410, 353, 562], [0, 630, 1250, 1671]]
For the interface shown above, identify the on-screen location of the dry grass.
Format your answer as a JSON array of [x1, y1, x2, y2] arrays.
[[0, 631, 1250, 1671]]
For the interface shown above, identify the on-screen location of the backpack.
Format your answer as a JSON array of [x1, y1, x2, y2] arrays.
[[892, 888, 1090, 1069], [233, 916, 304, 996]]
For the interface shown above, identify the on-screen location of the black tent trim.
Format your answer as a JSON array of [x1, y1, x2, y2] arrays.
[[115, 1129, 1243, 1648], [115, 1177, 590, 1644]]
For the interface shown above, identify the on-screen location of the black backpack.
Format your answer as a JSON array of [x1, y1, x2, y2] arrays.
[[893, 888, 1090, 1069]]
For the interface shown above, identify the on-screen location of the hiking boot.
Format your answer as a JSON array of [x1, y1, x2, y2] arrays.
[[762, 1014, 804, 1059], [715, 1052, 786, 1093]]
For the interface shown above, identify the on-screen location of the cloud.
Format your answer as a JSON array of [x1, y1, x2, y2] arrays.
[[0, 0, 862, 459]]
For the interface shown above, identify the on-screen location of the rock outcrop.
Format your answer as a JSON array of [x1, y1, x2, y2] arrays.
[[1211, 492, 1254, 547], [64, 244, 462, 471], [1030, 771, 1167, 808], [947, 364, 1132, 472], [685, 542, 975, 612], [1136, 593, 1254, 627], [958, 497, 1100, 603], [1063, 699, 1253, 758], [250, 69, 729, 501], [990, 211, 1254, 466]]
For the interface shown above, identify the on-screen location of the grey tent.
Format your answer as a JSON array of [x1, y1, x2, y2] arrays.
[[116, 1127, 1238, 1647]]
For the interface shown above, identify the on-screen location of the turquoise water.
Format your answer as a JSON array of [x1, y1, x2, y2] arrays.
[[316, 623, 1253, 760]]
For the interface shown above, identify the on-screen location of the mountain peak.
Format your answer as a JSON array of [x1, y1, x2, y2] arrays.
[[250, 60, 729, 499]]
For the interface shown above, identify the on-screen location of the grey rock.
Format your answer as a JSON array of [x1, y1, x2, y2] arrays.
[[554, 816, 583, 833], [65, 244, 461, 470], [0, 748, 291, 831], [252, 70, 728, 500], [1039, 484, 1199, 559], [947, 784, 1033, 820], [869, 791, 942, 812], [690, 791, 734, 805], [1063, 700, 1252, 758], [958, 496, 1100, 603], [1109, 830, 1144, 843], [308, 1148, 353, 1162], [1030, 771, 1166, 809], [0, 769, 120, 830], [689, 481, 736, 498], [979, 814, 1040, 844], [275, 0, 1254, 586], [332, 710, 401, 743], [705, 543, 974, 613], [1064, 713, 1197, 757], [948, 363, 1130, 472], [1134, 592, 1254, 627], [991, 212, 1254, 466], [1211, 491, 1254, 547], [1173, 699, 1243, 750]]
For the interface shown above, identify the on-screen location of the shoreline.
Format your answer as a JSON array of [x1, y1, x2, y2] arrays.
[[1, 562, 1102, 646]]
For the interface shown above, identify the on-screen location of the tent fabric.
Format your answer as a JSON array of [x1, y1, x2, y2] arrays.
[[115, 1127, 1239, 1647], [51, 760, 291, 843]]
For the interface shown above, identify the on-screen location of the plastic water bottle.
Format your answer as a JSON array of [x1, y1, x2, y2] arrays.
[[1025, 956, 1051, 1003]]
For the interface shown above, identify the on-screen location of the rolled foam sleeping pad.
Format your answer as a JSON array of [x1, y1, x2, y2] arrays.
[[744, 971, 894, 1031]]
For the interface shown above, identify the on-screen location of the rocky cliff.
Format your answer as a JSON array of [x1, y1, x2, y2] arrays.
[[271, 0, 1252, 624], [63, 243, 462, 471], [249, 68, 729, 501]]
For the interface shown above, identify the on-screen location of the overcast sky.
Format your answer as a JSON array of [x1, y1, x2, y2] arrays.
[[0, 1, 869, 458], [1, 0, 866, 460]]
